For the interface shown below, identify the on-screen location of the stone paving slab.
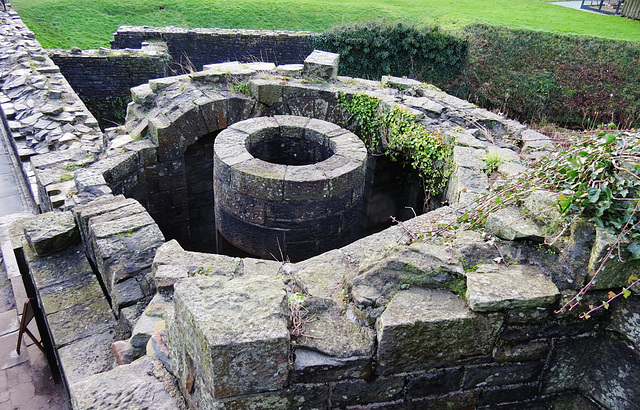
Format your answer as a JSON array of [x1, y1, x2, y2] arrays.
[[0, 309, 19, 336], [0, 331, 28, 370]]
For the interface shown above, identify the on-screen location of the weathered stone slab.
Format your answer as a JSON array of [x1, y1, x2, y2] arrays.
[[463, 361, 543, 388], [153, 240, 241, 276], [154, 264, 189, 291], [608, 296, 640, 350], [493, 340, 550, 363], [293, 249, 350, 299], [352, 242, 464, 308], [292, 348, 370, 383], [22, 211, 79, 256], [58, 330, 119, 385], [331, 376, 404, 407], [453, 146, 485, 169], [466, 264, 560, 312], [485, 206, 545, 241], [69, 357, 185, 410], [382, 75, 421, 90], [445, 165, 489, 205], [376, 288, 503, 375], [169, 275, 290, 400]]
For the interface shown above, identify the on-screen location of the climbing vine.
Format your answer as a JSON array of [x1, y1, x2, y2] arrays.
[[336, 92, 381, 150], [382, 105, 453, 201], [337, 92, 454, 207]]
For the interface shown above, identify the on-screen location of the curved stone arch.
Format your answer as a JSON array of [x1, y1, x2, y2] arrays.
[[129, 78, 359, 252]]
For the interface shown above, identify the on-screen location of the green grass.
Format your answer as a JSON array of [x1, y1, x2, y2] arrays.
[[11, 0, 640, 49]]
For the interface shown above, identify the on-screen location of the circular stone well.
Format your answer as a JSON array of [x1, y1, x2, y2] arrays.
[[214, 115, 368, 261]]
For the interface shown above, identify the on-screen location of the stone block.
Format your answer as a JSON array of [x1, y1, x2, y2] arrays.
[[587, 226, 640, 289], [27, 245, 94, 289], [206, 384, 328, 410], [249, 79, 283, 106], [295, 298, 375, 359], [463, 361, 543, 388], [293, 249, 350, 300], [282, 164, 329, 201], [405, 367, 464, 399], [22, 211, 79, 256], [130, 83, 156, 105], [466, 264, 560, 312], [376, 288, 503, 375], [498, 161, 527, 178], [303, 50, 339, 80], [405, 391, 478, 409], [131, 293, 173, 348], [169, 275, 290, 399], [331, 376, 404, 407], [493, 340, 550, 362], [485, 206, 545, 241], [477, 383, 539, 406], [453, 145, 485, 169], [382, 75, 421, 90], [90, 211, 156, 238], [608, 295, 640, 350], [111, 339, 145, 365], [113, 277, 145, 309], [69, 357, 184, 410], [229, 158, 286, 201], [521, 129, 553, 154], [445, 165, 489, 205], [292, 348, 371, 383], [58, 331, 119, 385], [154, 264, 189, 291], [147, 327, 171, 372]]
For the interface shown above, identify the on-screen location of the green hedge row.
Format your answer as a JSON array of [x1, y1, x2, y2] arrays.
[[314, 21, 640, 129], [311, 21, 468, 85], [451, 25, 640, 129]]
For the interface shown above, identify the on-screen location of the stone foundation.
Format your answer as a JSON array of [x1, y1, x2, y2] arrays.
[[2, 8, 640, 409]]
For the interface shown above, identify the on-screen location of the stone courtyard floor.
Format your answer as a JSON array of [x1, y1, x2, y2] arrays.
[[0, 123, 70, 409]]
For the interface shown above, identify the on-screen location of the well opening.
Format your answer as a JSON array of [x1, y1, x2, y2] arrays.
[[246, 132, 333, 166]]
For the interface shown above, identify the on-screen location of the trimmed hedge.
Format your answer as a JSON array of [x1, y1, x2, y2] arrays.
[[311, 21, 468, 85], [315, 21, 640, 129], [451, 25, 640, 129]]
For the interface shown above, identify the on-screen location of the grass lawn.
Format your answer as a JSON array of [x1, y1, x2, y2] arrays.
[[10, 0, 640, 49]]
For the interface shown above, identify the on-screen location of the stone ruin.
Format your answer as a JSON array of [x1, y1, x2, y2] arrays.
[[1, 8, 640, 410]]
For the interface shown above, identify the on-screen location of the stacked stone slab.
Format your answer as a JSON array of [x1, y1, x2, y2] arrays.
[[13, 211, 120, 387], [0, 9, 105, 211], [73, 195, 165, 322]]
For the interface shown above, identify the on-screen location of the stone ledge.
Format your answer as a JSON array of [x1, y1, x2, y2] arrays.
[[466, 264, 560, 312]]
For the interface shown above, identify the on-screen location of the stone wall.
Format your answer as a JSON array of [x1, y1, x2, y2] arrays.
[[49, 44, 170, 100], [110, 26, 314, 71]]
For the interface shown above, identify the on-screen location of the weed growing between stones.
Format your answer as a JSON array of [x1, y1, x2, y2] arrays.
[[230, 81, 251, 96], [337, 92, 454, 210], [484, 151, 504, 175]]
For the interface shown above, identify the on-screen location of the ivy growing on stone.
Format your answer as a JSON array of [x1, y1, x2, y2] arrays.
[[337, 92, 454, 208]]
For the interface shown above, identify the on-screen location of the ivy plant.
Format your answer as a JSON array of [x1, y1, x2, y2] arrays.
[[338, 92, 453, 208]]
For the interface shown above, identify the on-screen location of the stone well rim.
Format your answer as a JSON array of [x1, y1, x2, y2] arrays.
[[214, 115, 367, 201]]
